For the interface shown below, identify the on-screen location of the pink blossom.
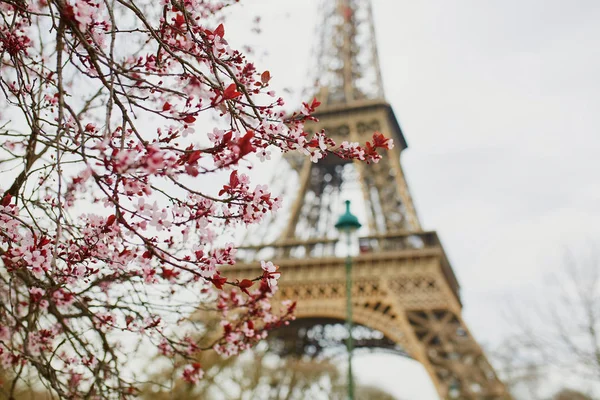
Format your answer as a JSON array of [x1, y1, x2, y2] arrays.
[[29, 287, 45, 302], [182, 363, 204, 384], [257, 148, 271, 162], [260, 260, 276, 273]]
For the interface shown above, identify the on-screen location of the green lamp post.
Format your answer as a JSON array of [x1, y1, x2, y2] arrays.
[[335, 200, 361, 400]]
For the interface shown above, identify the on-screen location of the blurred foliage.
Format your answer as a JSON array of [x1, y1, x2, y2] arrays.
[[552, 389, 594, 400], [0, 369, 51, 399], [141, 342, 397, 400], [491, 250, 600, 399]]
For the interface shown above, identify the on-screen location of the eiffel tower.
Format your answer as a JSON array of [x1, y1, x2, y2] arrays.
[[229, 1, 511, 398]]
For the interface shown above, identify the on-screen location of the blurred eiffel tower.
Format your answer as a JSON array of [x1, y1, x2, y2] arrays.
[[229, 1, 511, 398]]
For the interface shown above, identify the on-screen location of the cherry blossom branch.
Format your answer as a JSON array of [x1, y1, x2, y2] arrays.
[[0, 0, 392, 397]]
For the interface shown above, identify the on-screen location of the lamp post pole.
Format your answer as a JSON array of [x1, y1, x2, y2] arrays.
[[335, 200, 361, 400], [344, 229, 355, 400]]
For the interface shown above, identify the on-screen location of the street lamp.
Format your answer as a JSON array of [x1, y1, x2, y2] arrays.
[[335, 200, 361, 400]]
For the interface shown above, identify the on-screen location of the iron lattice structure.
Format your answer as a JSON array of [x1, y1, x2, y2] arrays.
[[227, 1, 512, 398], [312, 0, 385, 105]]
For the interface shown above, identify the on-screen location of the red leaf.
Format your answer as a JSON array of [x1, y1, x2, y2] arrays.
[[237, 131, 255, 157], [62, 4, 75, 20], [311, 97, 321, 109], [239, 279, 253, 289], [229, 170, 239, 187], [1, 193, 12, 207], [183, 115, 196, 123], [106, 214, 116, 226], [223, 83, 242, 100], [187, 150, 202, 164], [222, 131, 233, 144], [162, 102, 172, 111], [214, 23, 225, 38], [306, 138, 319, 148], [372, 131, 390, 147], [212, 274, 227, 290], [161, 268, 180, 280], [260, 70, 271, 84], [174, 13, 185, 28]]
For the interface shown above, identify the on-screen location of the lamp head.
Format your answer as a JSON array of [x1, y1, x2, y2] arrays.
[[335, 200, 362, 233]]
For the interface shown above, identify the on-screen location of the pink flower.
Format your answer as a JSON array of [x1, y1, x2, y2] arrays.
[[257, 149, 271, 162], [53, 289, 75, 308], [182, 363, 204, 384], [144, 145, 166, 173], [260, 260, 276, 273], [23, 249, 49, 278], [0, 326, 10, 341], [261, 260, 281, 289], [309, 150, 323, 163], [29, 287, 45, 303]]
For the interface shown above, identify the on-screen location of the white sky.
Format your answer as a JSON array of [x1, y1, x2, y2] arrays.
[[223, 1, 600, 398]]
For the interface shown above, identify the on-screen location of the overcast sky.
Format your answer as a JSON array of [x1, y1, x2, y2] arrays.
[[224, 1, 600, 398]]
